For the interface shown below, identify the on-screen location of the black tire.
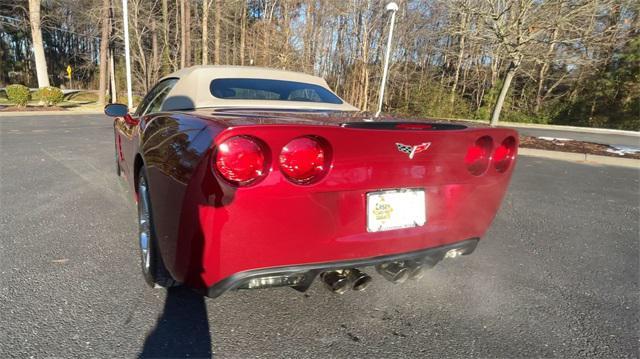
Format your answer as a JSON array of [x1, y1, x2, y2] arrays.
[[114, 133, 121, 177], [115, 149, 121, 177], [137, 167, 177, 288]]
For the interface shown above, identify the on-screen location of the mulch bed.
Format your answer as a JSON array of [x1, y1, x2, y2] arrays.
[[520, 135, 640, 160], [0, 105, 67, 112]]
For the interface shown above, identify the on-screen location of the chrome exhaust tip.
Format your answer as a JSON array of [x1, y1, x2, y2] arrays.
[[444, 248, 465, 259], [407, 255, 441, 280], [376, 262, 410, 284], [347, 269, 372, 291], [320, 270, 350, 294], [406, 260, 425, 280]]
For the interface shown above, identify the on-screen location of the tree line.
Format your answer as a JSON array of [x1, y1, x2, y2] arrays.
[[0, 0, 637, 129]]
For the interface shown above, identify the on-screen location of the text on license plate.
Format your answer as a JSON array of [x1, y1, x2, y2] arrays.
[[366, 189, 426, 232]]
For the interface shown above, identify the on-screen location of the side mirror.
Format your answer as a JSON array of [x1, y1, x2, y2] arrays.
[[104, 103, 129, 117]]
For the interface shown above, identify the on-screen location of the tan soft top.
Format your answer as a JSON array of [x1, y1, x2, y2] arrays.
[[160, 65, 358, 112]]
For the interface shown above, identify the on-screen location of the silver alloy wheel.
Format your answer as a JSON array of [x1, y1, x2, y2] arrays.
[[138, 178, 151, 273]]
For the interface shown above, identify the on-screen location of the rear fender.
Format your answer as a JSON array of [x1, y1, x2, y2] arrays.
[[138, 113, 215, 281]]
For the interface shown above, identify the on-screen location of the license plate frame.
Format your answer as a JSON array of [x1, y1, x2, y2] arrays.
[[366, 189, 426, 233]]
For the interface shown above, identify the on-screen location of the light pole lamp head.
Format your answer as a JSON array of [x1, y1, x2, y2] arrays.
[[385, 2, 399, 12]]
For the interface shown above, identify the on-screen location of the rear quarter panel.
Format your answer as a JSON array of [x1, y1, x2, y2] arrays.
[[136, 113, 220, 281]]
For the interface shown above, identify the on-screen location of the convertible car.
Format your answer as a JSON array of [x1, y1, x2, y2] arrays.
[[104, 66, 518, 298]]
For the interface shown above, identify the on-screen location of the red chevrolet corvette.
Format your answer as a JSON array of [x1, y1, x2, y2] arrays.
[[104, 66, 518, 298]]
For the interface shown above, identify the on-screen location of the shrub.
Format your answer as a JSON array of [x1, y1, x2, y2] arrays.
[[5, 84, 31, 107], [36, 86, 64, 106]]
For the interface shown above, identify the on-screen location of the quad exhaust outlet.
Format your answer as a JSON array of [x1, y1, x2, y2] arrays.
[[406, 260, 426, 280], [376, 253, 447, 284], [347, 269, 372, 291], [320, 269, 372, 294], [320, 270, 351, 294], [318, 246, 469, 293], [405, 256, 440, 280], [376, 262, 410, 283]]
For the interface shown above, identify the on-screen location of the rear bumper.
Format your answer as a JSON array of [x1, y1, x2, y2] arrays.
[[187, 180, 506, 289], [205, 238, 478, 298]]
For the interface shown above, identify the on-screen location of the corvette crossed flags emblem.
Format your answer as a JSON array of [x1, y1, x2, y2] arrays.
[[395, 142, 431, 159]]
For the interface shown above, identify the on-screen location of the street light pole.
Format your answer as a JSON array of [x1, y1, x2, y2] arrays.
[[122, 0, 133, 109], [375, 2, 399, 118]]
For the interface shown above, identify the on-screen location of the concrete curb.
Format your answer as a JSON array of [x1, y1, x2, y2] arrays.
[[519, 148, 640, 169], [0, 110, 103, 117], [498, 122, 640, 137], [429, 116, 640, 137]]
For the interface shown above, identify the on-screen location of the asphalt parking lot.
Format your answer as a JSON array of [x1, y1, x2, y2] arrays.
[[1, 114, 638, 358]]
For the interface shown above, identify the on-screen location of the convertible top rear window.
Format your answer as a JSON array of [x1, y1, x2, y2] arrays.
[[210, 78, 343, 104]]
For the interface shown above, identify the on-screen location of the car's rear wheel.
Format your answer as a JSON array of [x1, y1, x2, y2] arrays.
[[138, 168, 177, 288]]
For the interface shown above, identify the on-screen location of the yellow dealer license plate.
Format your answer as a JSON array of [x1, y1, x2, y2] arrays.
[[366, 189, 426, 232]]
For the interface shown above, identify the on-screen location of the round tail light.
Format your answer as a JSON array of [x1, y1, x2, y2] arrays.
[[465, 136, 493, 176], [494, 136, 517, 172], [279, 136, 330, 184], [214, 136, 268, 186]]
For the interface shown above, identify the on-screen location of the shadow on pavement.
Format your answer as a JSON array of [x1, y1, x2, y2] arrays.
[[139, 287, 212, 358]]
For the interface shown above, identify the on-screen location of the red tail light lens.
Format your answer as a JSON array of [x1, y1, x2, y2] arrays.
[[465, 136, 493, 176], [279, 136, 329, 184], [215, 136, 267, 185], [494, 136, 517, 172]]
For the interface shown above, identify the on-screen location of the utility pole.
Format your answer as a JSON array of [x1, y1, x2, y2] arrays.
[[122, 0, 133, 109], [375, 2, 398, 117]]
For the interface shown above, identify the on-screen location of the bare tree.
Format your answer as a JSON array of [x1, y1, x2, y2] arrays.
[[477, 0, 537, 126], [477, 0, 621, 125], [184, 0, 191, 66], [201, 0, 212, 65], [449, 0, 471, 105], [214, 0, 221, 64], [239, 1, 246, 65], [28, 0, 50, 87], [161, 0, 171, 72], [98, 0, 111, 105], [180, 0, 186, 68]]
